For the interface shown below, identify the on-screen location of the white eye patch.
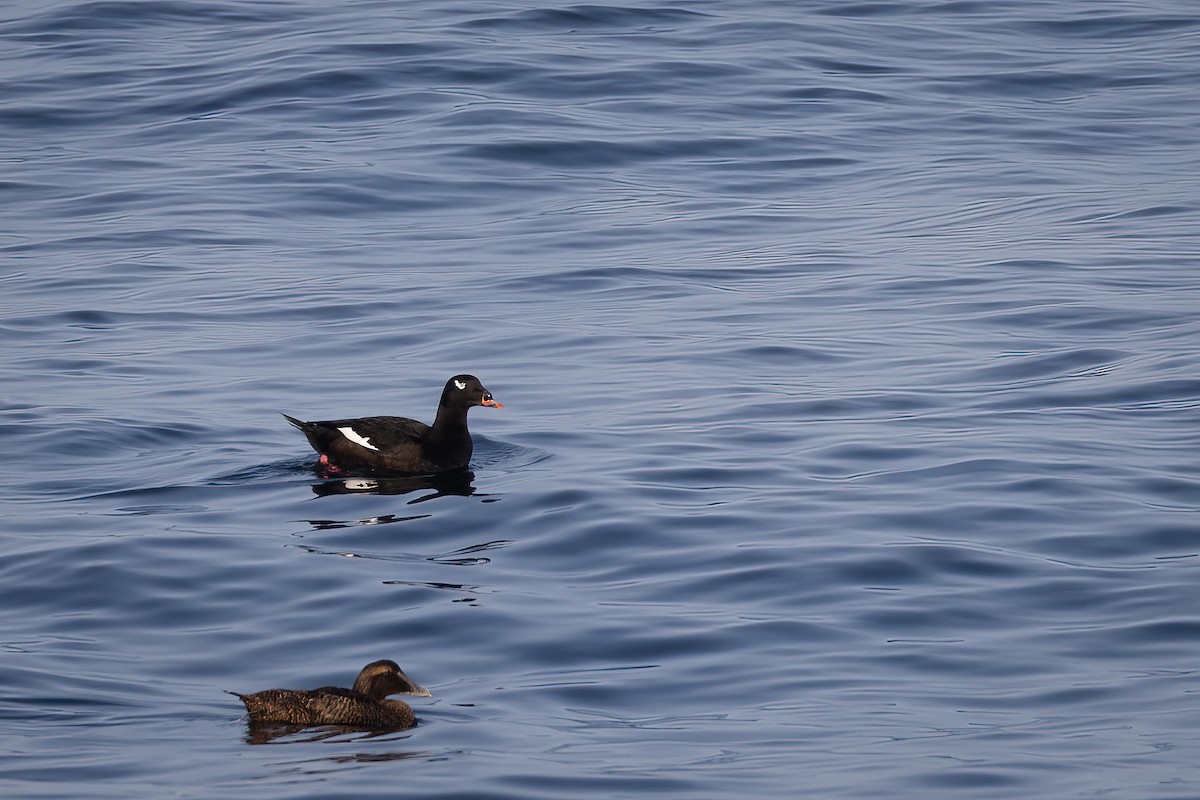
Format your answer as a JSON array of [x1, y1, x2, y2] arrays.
[[337, 426, 379, 451], [454, 379, 466, 390]]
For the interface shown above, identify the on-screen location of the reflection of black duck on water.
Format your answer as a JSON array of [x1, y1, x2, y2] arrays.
[[309, 468, 477, 501], [229, 659, 430, 731]]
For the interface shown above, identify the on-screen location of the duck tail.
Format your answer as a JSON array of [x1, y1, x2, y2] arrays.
[[281, 413, 307, 430]]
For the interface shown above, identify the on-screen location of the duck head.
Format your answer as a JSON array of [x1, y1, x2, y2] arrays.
[[442, 374, 503, 410], [352, 659, 431, 699]]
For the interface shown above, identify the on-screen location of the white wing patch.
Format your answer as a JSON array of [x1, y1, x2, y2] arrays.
[[454, 379, 466, 390], [337, 426, 380, 451]]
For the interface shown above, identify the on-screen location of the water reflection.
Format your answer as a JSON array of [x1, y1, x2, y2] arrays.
[[291, 540, 512, 566], [382, 578, 490, 606], [243, 720, 426, 748], [303, 469, 490, 530], [309, 468, 478, 502], [306, 513, 431, 530]]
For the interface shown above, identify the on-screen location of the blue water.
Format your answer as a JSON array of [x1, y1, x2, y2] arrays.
[[2, 0, 1198, 797]]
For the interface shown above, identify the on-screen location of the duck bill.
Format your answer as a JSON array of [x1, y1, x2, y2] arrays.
[[398, 672, 432, 697], [481, 398, 503, 409]]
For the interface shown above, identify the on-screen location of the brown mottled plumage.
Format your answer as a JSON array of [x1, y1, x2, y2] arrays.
[[283, 374, 502, 474], [230, 659, 430, 730]]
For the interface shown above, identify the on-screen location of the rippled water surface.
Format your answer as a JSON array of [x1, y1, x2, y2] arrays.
[[2, 1, 1198, 797]]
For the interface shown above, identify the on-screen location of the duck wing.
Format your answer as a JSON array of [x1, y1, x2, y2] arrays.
[[306, 686, 405, 726], [321, 416, 431, 452], [231, 687, 329, 725], [284, 415, 430, 454]]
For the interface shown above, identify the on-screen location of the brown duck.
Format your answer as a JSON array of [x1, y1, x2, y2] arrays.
[[283, 374, 502, 474], [230, 659, 430, 729]]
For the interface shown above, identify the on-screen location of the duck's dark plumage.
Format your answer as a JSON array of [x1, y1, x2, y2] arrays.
[[230, 659, 430, 730], [283, 374, 501, 474]]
